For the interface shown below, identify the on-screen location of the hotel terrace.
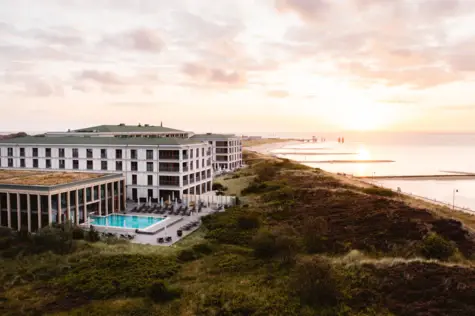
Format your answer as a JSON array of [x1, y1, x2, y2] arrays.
[[0, 169, 125, 232]]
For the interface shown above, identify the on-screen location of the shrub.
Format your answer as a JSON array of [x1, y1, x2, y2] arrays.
[[291, 257, 340, 307], [302, 217, 329, 253], [254, 163, 278, 182], [362, 187, 397, 198], [419, 232, 457, 260], [84, 227, 100, 242], [71, 226, 85, 240], [0, 227, 13, 238], [177, 249, 199, 262], [31, 226, 75, 255], [192, 242, 214, 255], [212, 183, 226, 191], [237, 213, 260, 230], [147, 280, 181, 303], [251, 230, 298, 262]]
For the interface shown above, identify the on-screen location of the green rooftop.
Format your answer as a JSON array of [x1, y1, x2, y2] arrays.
[[73, 124, 186, 134], [0, 136, 203, 146]]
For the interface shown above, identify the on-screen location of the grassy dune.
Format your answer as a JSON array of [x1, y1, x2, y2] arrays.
[[1, 151, 475, 315]]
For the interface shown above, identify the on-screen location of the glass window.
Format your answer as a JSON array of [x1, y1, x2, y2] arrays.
[[46, 159, 51, 168], [131, 161, 138, 171], [72, 148, 79, 158], [59, 159, 65, 169], [116, 161, 123, 171], [20, 159, 25, 168], [87, 160, 93, 170], [147, 162, 153, 172], [33, 159, 38, 168], [131, 149, 137, 159], [115, 149, 123, 159], [59, 148, 65, 158], [7, 147, 13, 156], [73, 160, 79, 169], [20, 148, 25, 157], [147, 175, 153, 185], [86, 149, 93, 158], [132, 174, 137, 185], [33, 148, 38, 157], [8, 158, 13, 167], [45, 148, 51, 157], [146, 150, 153, 160], [101, 161, 108, 170], [101, 149, 107, 159]]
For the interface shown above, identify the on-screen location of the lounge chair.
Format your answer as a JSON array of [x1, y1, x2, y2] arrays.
[[157, 237, 164, 243], [120, 234, 127, 239], [165, 236, 172, 243], [127, 234, 135, 240], [177, 230, 183, 237]]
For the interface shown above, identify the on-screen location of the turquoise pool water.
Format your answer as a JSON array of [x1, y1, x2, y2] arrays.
[[90, 214, 164, 229]]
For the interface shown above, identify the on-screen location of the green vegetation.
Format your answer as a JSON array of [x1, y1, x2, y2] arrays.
[[2, 151, 475, 315]]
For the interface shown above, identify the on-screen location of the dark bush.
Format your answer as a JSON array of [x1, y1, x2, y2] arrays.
[[254, 163, 278, 182], [362, 187, 397, 198], [147, 280, 181, 303], [72, 226, 85, 240], [237, 213, 260, 230], [31, 226, 75, 255], [177, 249, 199, 262], [232, 174, 240, 179], [252, 230, 298, 262], [192, 242, 214, 255], [84, 227, 100, 242], [419, 232, 457, 260], [291, 257, 340, 307], [302, 217, 329, 253], [0, 227, 13, 238], [212, 183, 227, 191]]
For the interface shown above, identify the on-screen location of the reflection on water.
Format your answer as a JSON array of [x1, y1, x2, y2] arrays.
[[357, 147, 371, 160]]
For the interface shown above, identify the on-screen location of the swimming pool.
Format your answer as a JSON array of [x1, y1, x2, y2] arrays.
[[90, 214, 164, 229]]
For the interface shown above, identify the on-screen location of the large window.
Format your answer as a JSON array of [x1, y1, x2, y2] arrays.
[[33, 148, 38, 157], [46, 159, 51, 168], [115, 149, 122, 159], [45, 148, 51, 157], [20, 148, 25, 157], [87, 160, 93, 170], [101, 161, 108, 170], [116, 161, 123, 171], [86, 149, 93, 158], [59, 148, 65, 158], [101, 149, 107, 159], [131, 161, 138, 171], [72, 148, 79, 158], [147, 175, 153, 186], [73, 160, 79, 169], [33, 159, 38, 168], [130, 149, 137, 159], [146, 162, 154, 172], [146, 150, 153, 160], [8, 158, 13, 167], [59, 159, 65, 169], [7, 147, 13, 156], [132, 174, 137, 185], [20, 159, 25, 168]]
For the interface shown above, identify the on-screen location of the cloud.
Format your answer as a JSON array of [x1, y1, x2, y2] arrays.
[[101, 28, 164, 52], [267, 90, 289, 98], [78, 70, 125, 85], [275, 0, 329, 21], [23, 80, 64, 97], [182, 63, 246, 86]]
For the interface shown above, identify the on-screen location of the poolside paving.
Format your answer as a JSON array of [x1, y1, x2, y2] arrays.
[[90, 203, 222, 246]]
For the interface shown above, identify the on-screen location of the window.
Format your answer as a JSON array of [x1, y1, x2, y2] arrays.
[[202, 148, 204, 156], [190, 149, 193, 159], [190, 161, 194, 170], [86, 149, 93, 158], [147, 175, 153, 185], [101, 161, 108, 170], [20, 148, 25, 157], [20, 159, 25, 168], [131, 149, 137, 159], [132, 174, 137, 185], [115, 149, 123, 159], [196, 148, 199, 157], [33, 148, 38, 157], [202, 159, 205, 167], [46, 159, 51, 168], [131, 161, 138, 171], [7, 147, 13, 156], [59, 159, 65, 169], [147, 162, 153, 172], [72, 148, 79, 158], [146, 150, 153, 160], [45, 148, 51, 157], [116, 161, 123, 171], [73, 160, 79, 169], [33, 159, 38, 168], [148, 189, 153, 198], [101, 149, 107, 159], [196, 160, 200, 169], [59, 148, 65, 158], [87, 160, 93, 170], [8, 158, 13, 167]]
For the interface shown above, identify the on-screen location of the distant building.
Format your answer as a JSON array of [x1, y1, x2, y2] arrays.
[[0, 169, 124, 232], [190, 133, 243, 171]]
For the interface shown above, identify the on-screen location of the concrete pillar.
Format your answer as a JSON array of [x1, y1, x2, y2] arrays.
[[111, 182, 115, 213], [37, 195, 42, 230], [6, 193, 11, 228], [17, 193, 21, 230], [82, 188, 86, 223], [105, 183, 109, 215], [47, 195, 52, 226], [67, 191, 71, 222], [75, 189, 79, 224], [122, 180, 126, 211], [98, 185, 102, 216], [27, 193, 31, 232], [57, 193, 62, 224], [117, 181, 121, 211]]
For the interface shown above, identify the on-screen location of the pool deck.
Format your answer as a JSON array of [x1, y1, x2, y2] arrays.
[[88, 203, 222, 246]]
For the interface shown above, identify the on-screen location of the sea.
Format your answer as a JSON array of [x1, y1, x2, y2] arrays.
[[261, 132, 475, 212]]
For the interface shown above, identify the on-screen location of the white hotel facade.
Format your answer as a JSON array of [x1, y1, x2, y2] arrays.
[[0, 136, 213, 203]]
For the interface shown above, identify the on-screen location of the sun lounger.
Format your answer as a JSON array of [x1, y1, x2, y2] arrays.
[[127, 234, 135, 240], [157, 237, 164, 243], [165, 236, 172, 243], [120, 234, 127, 239]]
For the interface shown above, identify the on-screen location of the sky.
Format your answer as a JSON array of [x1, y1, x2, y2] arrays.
[[1, 0, 475, 134]]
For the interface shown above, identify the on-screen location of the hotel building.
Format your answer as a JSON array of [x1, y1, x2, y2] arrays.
[[0, 170, 124, 232], [45, 124, 243, 172], [0, 136, 213, 203]]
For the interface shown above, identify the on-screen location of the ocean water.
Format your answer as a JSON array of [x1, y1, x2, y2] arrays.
[[269, 133, 475, 211]]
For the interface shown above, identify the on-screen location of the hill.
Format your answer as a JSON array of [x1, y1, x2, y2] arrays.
[[1, 151, 474, 315]]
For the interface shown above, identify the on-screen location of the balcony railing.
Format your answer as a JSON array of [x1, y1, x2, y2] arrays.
[[159, 181, 180, 186], [159, 155, 179, 160], [159, 168, 180, 172]]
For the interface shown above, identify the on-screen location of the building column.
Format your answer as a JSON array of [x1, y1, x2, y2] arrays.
[[47, 194, 52, 226], [122, 180, 126, 211], [37, 195, 42, 230], [98, 185, 102, 216], [17, 193, 21, 230], [82, 188, 87, 223], [117, 181, 121, 211], [6, 193, 11, 228], [67, 191, 71, 222], [27, 193, 31, 232], [111, 182, 115, 213], [57, 193, 62, 224], [75, 189, 79, 224], [0, 194, 2, 227], [105, 183, 109, 215]]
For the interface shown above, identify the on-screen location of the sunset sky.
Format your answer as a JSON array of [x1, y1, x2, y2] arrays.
[[1, 0, 475, 134]]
